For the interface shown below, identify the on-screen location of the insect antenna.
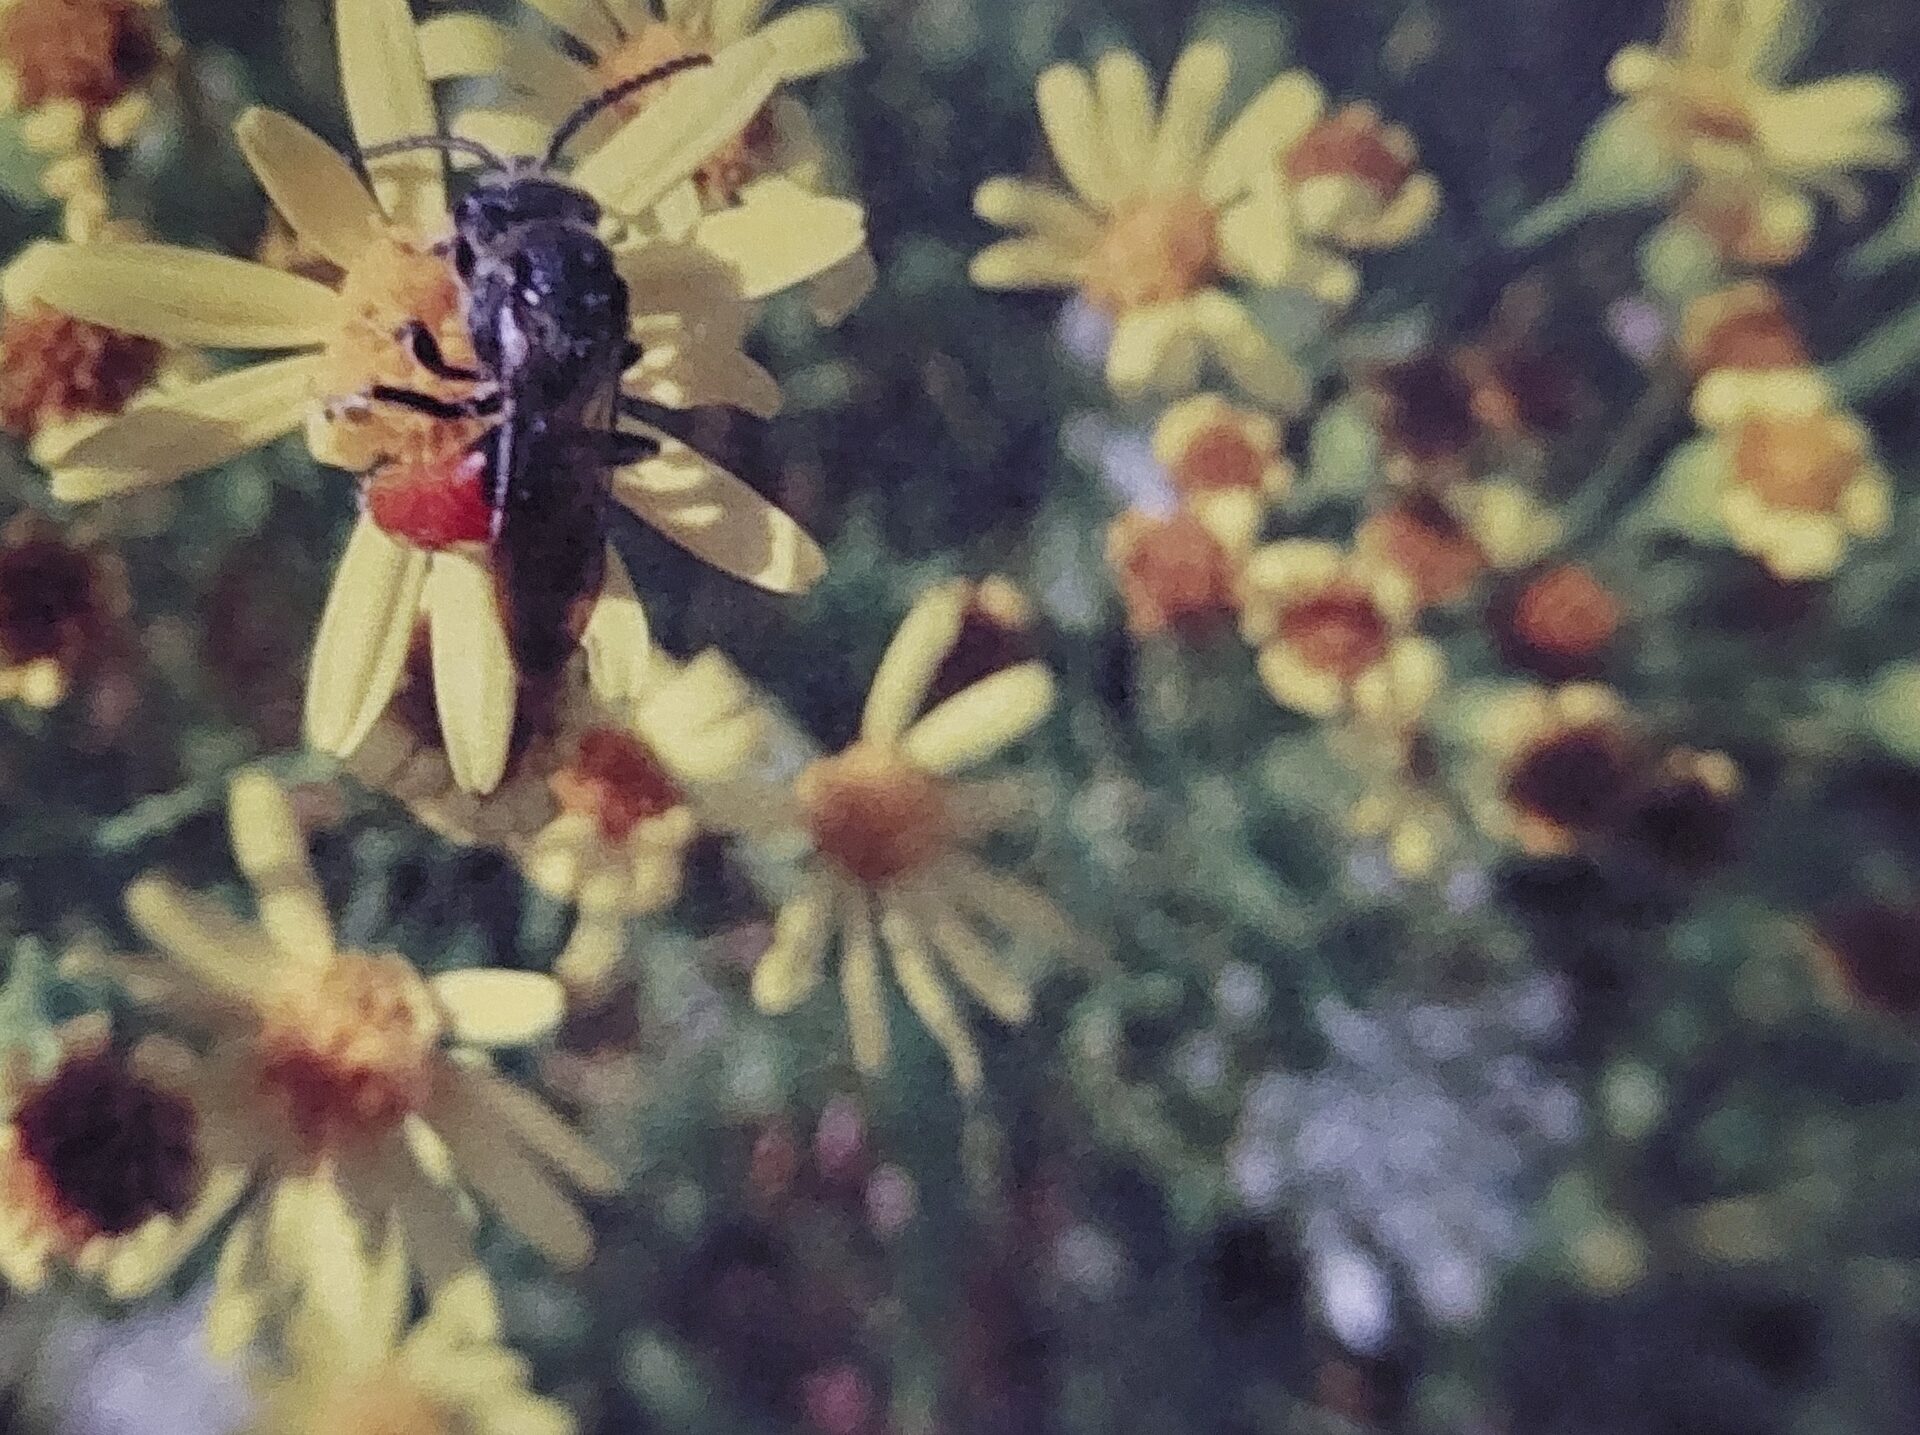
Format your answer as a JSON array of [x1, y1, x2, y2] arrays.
[[542, 53, 715, 168], [358, 135, 510, 170]]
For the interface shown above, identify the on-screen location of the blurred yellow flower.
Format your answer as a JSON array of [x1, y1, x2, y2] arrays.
[[0, 1016, 244, 1300], [0, 512, 130, 712], [1106, 507, 1247, 644], [1465, 682, 1647, 857], [1151, 392, 1290, 550], [1239, 540, 1442, 728], [744, 581, 1074, 1091], [76, 770, 616, 1344], [1605, 0, 1908, 264], [970, 43, 1315, 405]]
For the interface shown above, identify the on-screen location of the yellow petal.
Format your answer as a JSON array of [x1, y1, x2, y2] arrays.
[[416, 14, 590, 104], [453, 1064, 620, 1193], [906, 890, 1031, 1023], [581, 551, 655, 708], [903, 662, 1055, 774], [428, 1074, 595, 1269], [572, 34, 784, 216], [694, 178, 865, 299], [305, 515, 430, 759], [1187, 289, 1308, 410], [705, 0, 774, 44], [967, 236, 1085, 290], [426, 552, 516, 796], [234, 107, 382, 270], [757, 5, 863, 80], [123, 877, 273, 1002], [751, 876, 835, 1012], [808, 247, 877, 327], [973, 176, 1100, 247], [609, 434, 825, 593], [839, 887, 889, 1073], [227, 768, 334, 971], [1035, 62, 1119, 210], [49, 354, 320, 502], [1106, 304, 1198, 396], [523, 0, 624, 51], [1149, 41, 1230, 191], [336, 0, 445, 228], [24, 242, 340, 348], [878, 905, 982, 1092], [431, 970, 566, 1047], [941, 854, 1081, 957], [450, 107, 566, 168], [1203, 69, 1325, 202], [861, 579, 970, 743], [1094, 50, 1157, 174]]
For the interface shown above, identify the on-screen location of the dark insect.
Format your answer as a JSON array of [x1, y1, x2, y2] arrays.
[[356, 55, 712, 687]]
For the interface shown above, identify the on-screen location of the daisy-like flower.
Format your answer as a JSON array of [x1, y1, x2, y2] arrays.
[[1355, 496, 1489, 610], [19, 0, 844, 793], [0, 511, 130, 711], [1106, 507, 1246, 643], [1239, 540, 1442, 729], [1602, 0, 1909, 265], [1151, 392, 1290, 549], [242, 1185, 573, 1435], [970, 42, 1317, 404], [0, 1015, 244, 1300], [1463, 682, 1647, 857], [0, 0, 176, 238], [76, 770, 617, 1341], [744, 581, 1074, 1092]]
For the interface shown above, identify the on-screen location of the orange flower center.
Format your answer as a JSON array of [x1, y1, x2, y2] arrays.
[[1284, 103, 1417, 199], [1081, 192, 1218, 315], [1171, 421, 1267, 494], [254, 953, 441, 1156], [0, 301, 162, 440], [0, 528, 112, 666], [1108, 509, 1240, 641], [1509, 565, 1621, 664], [1503, 723, 1637, 836], [1682, 285, 1808, 376], [1731, 413, 1863, 513], [298, 1374, 454, 1435], [317, 231, 483, 473], [6, 1047, 199, 1249], [800, 742, 950, 887], [0, 0, 162, 114], [594, 24, 776, 205], [1276, 581, 1392, 681], [1668, 78, 1757, 148], [1358, 500, 1485, 608], [551, 726, 685, 845]]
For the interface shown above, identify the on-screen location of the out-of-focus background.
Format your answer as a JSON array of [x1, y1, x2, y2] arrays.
[[9, 0, 1920, 1430]]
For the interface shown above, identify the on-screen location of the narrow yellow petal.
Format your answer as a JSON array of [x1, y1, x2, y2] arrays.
[[693, 178, 865, 299], [454, 1063, 620, 1193], [839, 887, 889, 1073], [609, 434, 825, 593], [425, 553, 516, 796], [336, 0, 445, 228], [450, 107, 567, 168], [941, 853, 1082, 958], [431, 970, 566, 1047], [879, 905, 982, 1092], [751, 876, 834, 1012], [860, 579, 969, 743], [25, 242, 339, 348], [708, 0, 775, 45], [905, 889, 1031, 1023], [49, 354, 320, 502], [973, 176, 1101, 247], [581, 549, 654, 708], [305, 515, 430, 759], [903, 663, 1055, 774], [756, 5, 863, 80], [428, 1078, 595, 1269], [234, 107, 382, 270], [1201, 70, 1324, 203], [1036, 62, 1119, 210], [967, 236, 1085, 290], [1094, 50, 1157, 174], [416, 15, 591, 103], [1149, 41, 1231, 190], [123, 877, 271, 1002], [521, 0, 623, 53], [227, 768, 334, 971]]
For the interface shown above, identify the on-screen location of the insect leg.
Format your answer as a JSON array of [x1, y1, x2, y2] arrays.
[[588, 428, 663, 466], [396, 320, 484, 383], [369, 385, 504, 421]]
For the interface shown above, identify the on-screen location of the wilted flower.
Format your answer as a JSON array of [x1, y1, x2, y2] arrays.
[[0, 512, 129, 711], [970, 42, 1315, 404], [1240, 541, 1442, 727], [75, 771, 616, 1342], [1494, 563, 1623, 681], [1465, 682, 1647, 857], [1151, 392, 1290, 548], [745, 582, 1074, 1091], [1365, 340, 1576, 488], [1106, 507, 1245, 643]]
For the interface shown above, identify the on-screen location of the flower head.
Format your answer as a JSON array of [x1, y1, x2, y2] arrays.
[[0, 293, 163, 457], [1282, 100, 1438, 252], [740, 582, 1073, 1091], [1240, 540, 1442, 728], [1465, 682, 1648, 857], [1355, 497, 1488, 610], [1151, 392, 1290, 548], [970, 43, 1318, 404], [1494, 563, 1623, 681], [1106, 507, 1245, 643], [0, 511, 130, 711]]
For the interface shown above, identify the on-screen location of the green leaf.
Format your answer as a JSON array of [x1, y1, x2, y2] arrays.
[[1508, 102, 1682, 248]]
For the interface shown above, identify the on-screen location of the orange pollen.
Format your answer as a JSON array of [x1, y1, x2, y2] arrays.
[[594, 24, 775, 205], [551, 726, 684, 845], [1358, 501, 1486, 608], [1731, 413, 1863, 513], [1275, 581, 1392, 681], [0, 0, 162, 115], [1080, 192, 1218, 314], [1510, 565, 1621, 663], [1284, 104, 1418, 198], [1171, 421, 1268, 494], [0, 527, 114, 667], [1683, 284, 1809, 376], [0, 302, 162, 440], [253, 953, 441, 1156], [1107, 509, 1240, 641], [800, 743, 950, 887]]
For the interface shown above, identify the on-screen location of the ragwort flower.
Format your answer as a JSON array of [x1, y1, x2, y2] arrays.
[[745, 581, 1075, 1092], [1151, 392, 1290, 549], [1464, 682, 1648, 857], [78, 770, 616, 1339], [1106, 506, 1246, 643], [970, 42, 1314, 404]]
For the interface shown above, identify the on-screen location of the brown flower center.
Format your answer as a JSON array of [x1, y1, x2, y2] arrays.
[[0, 0, 162, 115], [1369, 354, 1481, 473], [1817, 906, 1920, 1020], [1503, 724, 1636, 835], [1285, 103, 1417, 199], [9, 1048, 199, 1243], [1080, 192, 1218, 315], [1359, 499, 1485, 608], [1276, 581, 1392, 681], [1669, 78, 1757, 148], [0, 530, 110, 665], [1509, 565, 1621, 667], [551, 726, 684, 845], [254, 953, 441, 1156], [0, 301, 162, 440], [1731, 413, 1863, 514], [925, 580, 1036, 711], [1108, 509, 1240, 641], [595, 24, 776, 205], [1171, 422, 1267, 494], [800, 743, 950, 887]]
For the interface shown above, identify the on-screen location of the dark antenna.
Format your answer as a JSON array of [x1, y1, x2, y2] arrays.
[[359, 134, 510, 171], [542, 53, 714, 169]]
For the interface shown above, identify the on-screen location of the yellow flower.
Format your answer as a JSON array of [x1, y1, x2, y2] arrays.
[[1347, 736, 1459, 882], [73, 770, 616, 1345], [17, 0, 831, 794], [1151, 392, 1290, 549], [741, 581, 1073, 1091], [1464, 682, 1647, 856], [242, 1188, 573, 1435], [1105, 506, 1246, 644], [0, 511, 130, 711], [1691, 378, 1888, 581], [970, 43, 1317, 404], [1605, 0, 1908, 264], [0, 1015, 244, 1300], [0, 0, 177, 238], [1239, 540, 1442, 728]]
